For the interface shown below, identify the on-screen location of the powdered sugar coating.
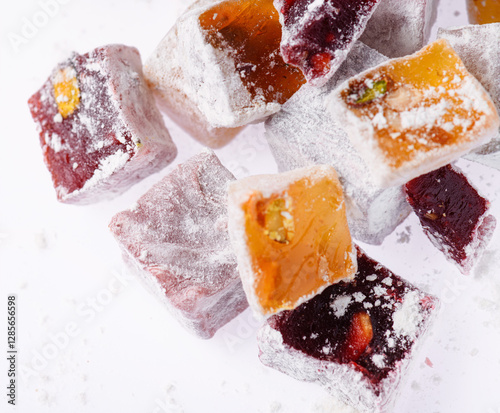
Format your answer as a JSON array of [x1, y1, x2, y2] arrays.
[[109, 151, 248, 339], [438, 23, 500, 170], [360, 0, 438, 58], [327, 40, 500, 187], [28, 44, 177, 204], [258, 249, 439, 412], [265, 42, 410, 244]]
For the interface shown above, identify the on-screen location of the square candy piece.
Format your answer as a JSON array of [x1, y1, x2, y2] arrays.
[[265, 42, 411, 245], [274, 0, 381, 86], [228, 166, 357, 317], [438, 24, 500, 170], [28, 44, 177, 204], [109, 151, 248, 339], [360, 0, 438, 58], [258, 248, 439, 413], [144, 0, 305, 148], [328, 39, 500, 187], [405, 164, 497, 275]]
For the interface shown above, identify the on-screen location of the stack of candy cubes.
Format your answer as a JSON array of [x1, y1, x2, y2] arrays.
[[28, 0, 500, 411]]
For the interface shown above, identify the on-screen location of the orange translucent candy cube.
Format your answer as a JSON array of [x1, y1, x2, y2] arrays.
[[467, 0, 500, 24], [145, 0, 305, 148], [329, 39, 500, 187], [228, 166, 357, 316]]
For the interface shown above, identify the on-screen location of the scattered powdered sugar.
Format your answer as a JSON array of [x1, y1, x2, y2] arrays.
[[330, 295, 352, 317], [393, 291, 425, 340], [353, 292, 366, 302], [82, 150, 130, 190], [372, 354, 386, 369]]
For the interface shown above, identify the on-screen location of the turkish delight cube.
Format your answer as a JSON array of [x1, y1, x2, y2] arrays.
[[328, 39, 500, 187], [405, 164, 497, 275], [228, 165, 357, 317], [438, 24, 500, 170], [274, 0, 382, 86], [258, 248, 439, 413], [144, 0, 305, 148], [109, 151, 248, 339], [265, 41, 411, 245], [466, 0, 500, 24], [28, 44, 177, 204], [360, 0, 438, 58]]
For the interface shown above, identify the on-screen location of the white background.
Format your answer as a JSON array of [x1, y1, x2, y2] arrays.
[[1, 0, 499, 412]]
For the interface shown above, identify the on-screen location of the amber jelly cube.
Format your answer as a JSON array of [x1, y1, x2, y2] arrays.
[[145, 0, 305, 148], [228, 165, 357, 317], [328, 39, 500, 187]]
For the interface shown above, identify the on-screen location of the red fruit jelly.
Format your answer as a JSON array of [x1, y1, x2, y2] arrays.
[[28, 44, 177, 204], [405, 164, 497, 274], [109, 151, 248, 339], [258, 248, 438, 412], [275, 0, 381, 86]]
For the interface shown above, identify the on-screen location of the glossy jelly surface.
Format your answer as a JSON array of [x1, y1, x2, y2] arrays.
[[241, 168, 356, 314], [199, 0, 305, 104], [405, 164, 496, 273], [467, 0, 500, 24], [276, 0, 380, 85], [268, 248, 438, 384]]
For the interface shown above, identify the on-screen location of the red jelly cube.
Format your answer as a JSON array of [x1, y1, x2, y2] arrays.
[[28, 44, 177, 204], [109, 151, 248, 339], [405, 164, 497, 274], [258, 247, 438, 412], [275, 0, 381, 86]]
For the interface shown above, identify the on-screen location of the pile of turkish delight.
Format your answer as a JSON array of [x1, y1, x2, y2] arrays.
[[27, 0, 500, 411]]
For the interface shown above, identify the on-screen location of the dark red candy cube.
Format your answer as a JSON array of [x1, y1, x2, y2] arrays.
[[28, 44, 177, 204], [258, 247, 438, 412], [405, 164, 496, 274], [109, 151, 248, 339], [275, 0, 381, 86]]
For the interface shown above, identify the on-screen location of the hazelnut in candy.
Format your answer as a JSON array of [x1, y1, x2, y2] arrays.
[[144, 0, 305, 148], [258, 248, 439, 413], [328, 39, 500, 187], [438, 24, 500, 170], [28, 45, 177, 205], [405, 164, 497, 275], [274, 0, 382, 86], [228, 165, 357, 317], [109, 151, 248, 339], [360, 0, 438, 58], [265, 41, 411, 245]]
